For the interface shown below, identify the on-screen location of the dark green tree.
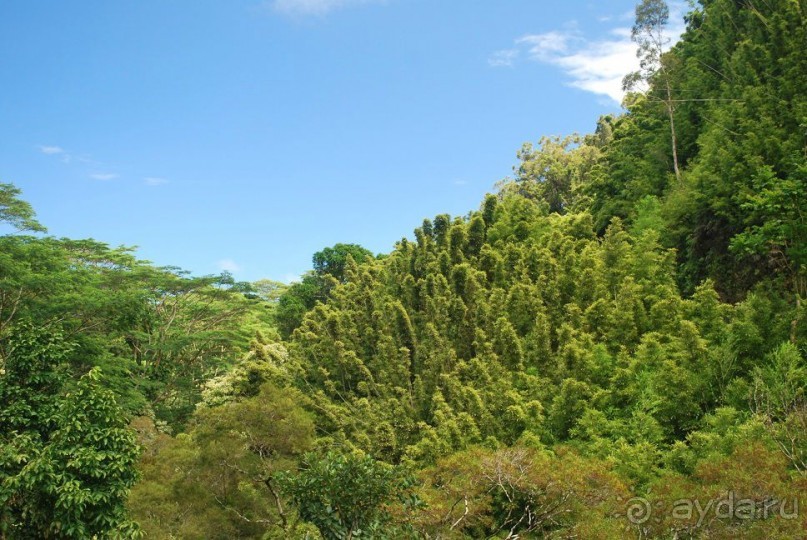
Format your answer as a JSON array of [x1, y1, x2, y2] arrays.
[[313, 243, 373, 283], [0, 326, 140, 538], [277, 452, 409, 539]]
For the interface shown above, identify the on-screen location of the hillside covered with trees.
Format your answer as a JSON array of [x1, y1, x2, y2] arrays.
[[1, 0, 805, 538]]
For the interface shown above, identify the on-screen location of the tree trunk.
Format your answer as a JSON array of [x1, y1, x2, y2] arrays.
[[791, 294, 802, 344], [664, 77, 682, 183]]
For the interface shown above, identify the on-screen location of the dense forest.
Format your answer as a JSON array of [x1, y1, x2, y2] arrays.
[[1, 0, 805, 538]]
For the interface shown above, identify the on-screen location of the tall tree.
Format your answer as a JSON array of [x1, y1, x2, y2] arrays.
[[0, 326, 140, 538], [623, 0, 681, 183], [503, 134, 601, 214], [0, 183, 45, 233], [312, 243, 373, 283], [277, 451, 410, 540]]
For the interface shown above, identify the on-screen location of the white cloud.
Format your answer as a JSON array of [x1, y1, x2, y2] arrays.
[[90, 173, 118, 181], [517, 31, 575, 60], [144, 177, 168, 186], [39, 145, 72, 163], [39, 145, 65, 155], [513, 27, 636, 103], [217, 259, 241, 273], [554, 31, 640, 102], [38, 144, 123, 173], [270, 0, 381, 16], [492, 6, 686, 104], [488, 49, 519, 68]]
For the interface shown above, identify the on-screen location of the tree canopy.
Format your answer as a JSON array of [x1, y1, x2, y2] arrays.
[[2, 0, 806, 537]]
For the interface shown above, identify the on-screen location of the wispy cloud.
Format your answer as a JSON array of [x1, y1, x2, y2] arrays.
[[39, 144, 108, 168], [269, 0, 382, 16], [546, 29, 638, 103], [489, 27, 635, 103], [490, 5, 686, 104], [37, 144, 159, 186], [488, 49, 519, 68], [89, 173, 119, 181], [217, 259, 242, 273], [517, 31, 575, 60], [39, 145, 65, 155], [39, 145, 73, 163]]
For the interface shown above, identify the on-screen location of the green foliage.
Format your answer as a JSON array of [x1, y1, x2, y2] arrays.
[[751, 342, 807, 473], [500, 134, 601, 214], [313, 243, 374, 283], [414, 446, 630, 538], [265, 6, 807, 526], [0, 326, 140, 538], [731, 162, 807, 295], [277, 451, 412, 539], [0, 183, 46, 232], [128, 383, 316, 539], [3, 0, 807, 536], [276, 243, 374, 339], [0, 232, 261, 428]]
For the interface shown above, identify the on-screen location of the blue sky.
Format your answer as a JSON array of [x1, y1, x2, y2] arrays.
[[0, 0, 686, 283]]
